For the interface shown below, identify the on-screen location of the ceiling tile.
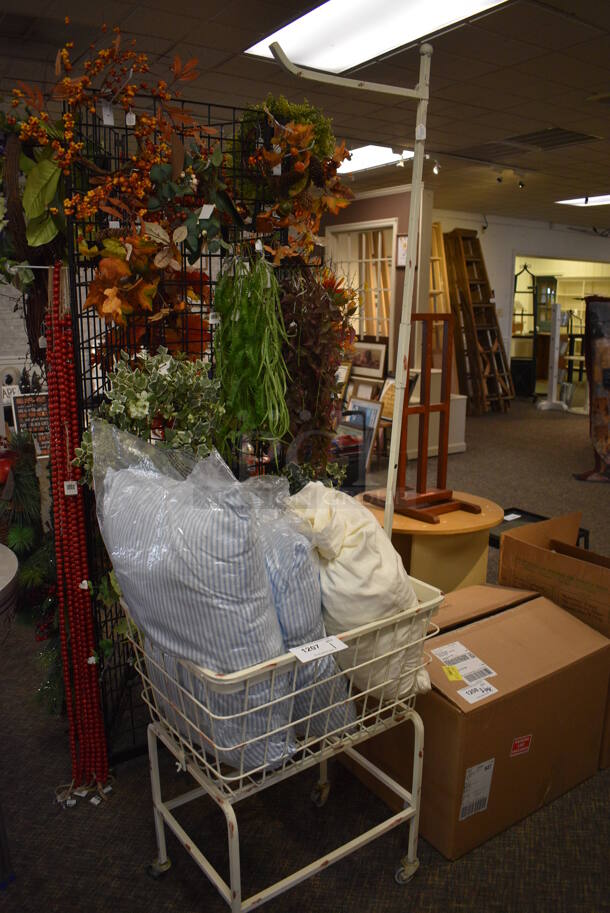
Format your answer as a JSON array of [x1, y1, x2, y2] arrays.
[[431, 24, 542, 67], [476, 0, 603, 49]]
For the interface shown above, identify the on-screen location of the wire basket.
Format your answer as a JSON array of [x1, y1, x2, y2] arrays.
[[123, 576, 441, 800]]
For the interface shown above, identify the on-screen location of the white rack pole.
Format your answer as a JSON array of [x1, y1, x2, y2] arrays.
[[384, 46, 432, 536], [269, 42, 433, 537]]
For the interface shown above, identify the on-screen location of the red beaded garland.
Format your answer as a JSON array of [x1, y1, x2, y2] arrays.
[[47, 262, 109, 788]]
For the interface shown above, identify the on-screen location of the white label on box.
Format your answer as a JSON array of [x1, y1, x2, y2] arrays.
[[459, 758, 495, 820], [290, 636, 348, 664], [432, 641, 472, 665], [458, 680, 498, 704], [432, 642, 496, 684], [504, 512, 521, 521], [457, 658, 497, 684]]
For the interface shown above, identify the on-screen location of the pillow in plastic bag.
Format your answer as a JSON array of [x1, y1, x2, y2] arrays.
[[98, 464, 295, 771], [189, 464, 357, 742], [144, 640, 294, 772], [289, 482, 429, 697]]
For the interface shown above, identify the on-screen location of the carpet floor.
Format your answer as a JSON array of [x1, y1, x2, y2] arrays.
[[1, 399, 609, 913]]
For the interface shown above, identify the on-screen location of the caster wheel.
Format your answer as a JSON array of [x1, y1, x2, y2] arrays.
[[310, 782, 330, 807], [147, 858, 172, 879], [394, 859, 419, 885]]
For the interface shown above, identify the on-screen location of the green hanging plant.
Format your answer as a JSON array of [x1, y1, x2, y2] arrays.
[[214, 256, 290, 450]]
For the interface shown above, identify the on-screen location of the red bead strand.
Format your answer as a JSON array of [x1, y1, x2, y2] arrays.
[[47, 262, 109, 788]]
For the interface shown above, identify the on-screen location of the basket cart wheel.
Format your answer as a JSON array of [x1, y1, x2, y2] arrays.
[[310, 782, 331, 808], [147, 858, 172, 879], [394, 858, 419, 885]]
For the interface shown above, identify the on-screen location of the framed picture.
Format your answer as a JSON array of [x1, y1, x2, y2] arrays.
[[396, 234, 408, 268], [334, 361, 352, 401], [351, 341, 387, 379], [345, 397, 382, 468]]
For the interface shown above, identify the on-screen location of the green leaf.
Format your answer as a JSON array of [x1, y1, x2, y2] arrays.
[[19, 153, 36, 175], [7, 524, 36, 555], [147, 195, 161, 211], [26, 212, 59, 247], [210, 145, 223, 168], [22, 159, 61, 222]]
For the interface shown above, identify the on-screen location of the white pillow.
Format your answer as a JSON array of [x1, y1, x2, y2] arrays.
[[289, 482, 428, 697]]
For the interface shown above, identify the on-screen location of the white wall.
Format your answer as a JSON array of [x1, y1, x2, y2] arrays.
[[0, 286, 28, 359], [432, 209, 610, 345]]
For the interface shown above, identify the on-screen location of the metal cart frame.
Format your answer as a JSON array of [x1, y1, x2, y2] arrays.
[[125, 577, 441, 912]]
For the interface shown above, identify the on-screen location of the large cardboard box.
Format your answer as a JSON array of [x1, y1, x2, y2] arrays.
[[498, 514, 610, 766], [350, 598, 609, 859], [434, 583, 538, 632]]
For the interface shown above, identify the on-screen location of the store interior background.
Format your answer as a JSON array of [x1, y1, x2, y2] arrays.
[[2, 3, 610, 536], [0, 3, 609, 911]]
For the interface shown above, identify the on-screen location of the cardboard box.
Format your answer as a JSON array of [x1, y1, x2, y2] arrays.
[[434, 584, 538, 633], [349, 598, 610, 859], [498, 514, 610, 766]]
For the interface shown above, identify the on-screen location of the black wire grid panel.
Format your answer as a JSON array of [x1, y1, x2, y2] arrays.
[[65, 99, 274, 761]]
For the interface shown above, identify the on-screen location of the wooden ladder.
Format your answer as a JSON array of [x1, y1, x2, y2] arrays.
[[429, 222, 458, 390], [443, 228, 515, 415]]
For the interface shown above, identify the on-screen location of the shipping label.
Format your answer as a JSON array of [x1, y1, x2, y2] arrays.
[[432, 641, 496, 685], [459, 758, 495, 821]]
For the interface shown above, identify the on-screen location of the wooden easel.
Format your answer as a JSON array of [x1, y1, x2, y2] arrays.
[[364, 313, 481, 524]]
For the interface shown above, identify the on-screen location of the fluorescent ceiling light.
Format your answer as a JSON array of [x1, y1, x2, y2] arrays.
[[246, 0, 508, 73], [556, 195, 610, 207], [338, 146, 414, 174]]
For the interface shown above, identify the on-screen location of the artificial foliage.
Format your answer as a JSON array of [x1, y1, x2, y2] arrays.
[[73, 348, 224, 484], [214, 256, 290, 449], [279, 269, 356, 474]]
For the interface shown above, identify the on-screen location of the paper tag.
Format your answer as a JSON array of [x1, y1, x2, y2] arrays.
[[89, 795, 102, 806], [102, 785, 113, 794], [101, 101, 115, 126], [64, 480, 78, 496], [272, 143, 282, 175], [199, 203, 215, 221], [290, 636, 348, 664], [415, 123, 426, 141], [510, 734, 532, 757], [126, 110, 136, 127], [73, 787, 89, 798], [459, 758, 494, 820], [66, 798, 77, 807], [442, 665, 463, 682], [458, 681, 498, 704], [504, 512, 521, 521], [108, 220, 121, 229]]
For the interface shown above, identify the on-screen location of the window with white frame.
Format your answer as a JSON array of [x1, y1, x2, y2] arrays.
[[325, 220, 397, 351]]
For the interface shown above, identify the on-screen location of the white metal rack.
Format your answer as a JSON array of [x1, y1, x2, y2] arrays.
[[128, 40, 438, 912], [126, 577, 441, 912]]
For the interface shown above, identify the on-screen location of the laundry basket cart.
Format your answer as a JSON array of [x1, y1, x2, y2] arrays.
[[124, 576, 441, 912]]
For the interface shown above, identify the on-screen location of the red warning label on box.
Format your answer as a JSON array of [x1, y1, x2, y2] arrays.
[[510, 735, 532, 757]]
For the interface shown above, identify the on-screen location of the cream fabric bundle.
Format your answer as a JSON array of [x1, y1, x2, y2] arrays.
[[288, 482, 430, 697]]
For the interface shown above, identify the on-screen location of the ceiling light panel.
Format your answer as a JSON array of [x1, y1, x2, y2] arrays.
[[338, 146, 414, 174], [556, 195, 610, 207], [246, 0, 509, 73]]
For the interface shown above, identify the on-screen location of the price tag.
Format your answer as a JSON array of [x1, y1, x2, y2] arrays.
[[290, 636, 348, 665], [504, 512, 521, 522], [199, 203, 215, 221], [108, 220, 121, 229], [64, 480, 78, 496], [125, 110, 136, 127], [101, 101, 114, 126]]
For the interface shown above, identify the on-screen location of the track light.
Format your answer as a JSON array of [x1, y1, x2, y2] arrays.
[[432, 160, 440, 175], [518, 180, 525, 189]]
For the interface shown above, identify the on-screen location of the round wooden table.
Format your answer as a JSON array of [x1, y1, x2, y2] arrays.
[[359, 491, 504, 593]]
